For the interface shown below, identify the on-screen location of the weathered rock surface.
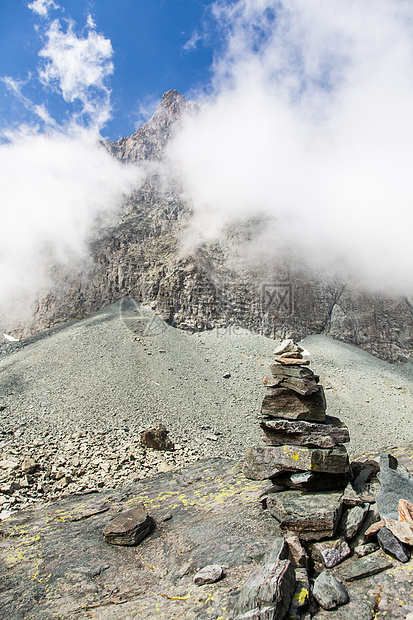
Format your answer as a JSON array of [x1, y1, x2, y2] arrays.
[[0, 458, 283, 620], [267, 470, 350, 491], [102, 505, 153, 546], [376, 452, 413, 519], [313, 572, 349, 610], [261, 416, 349, 448], [310, 537, 351, 568], [243, 445, 349, 481], [338, 503, 370, 540], [336, 549, 392, 582], [266, 489, 344, 540]]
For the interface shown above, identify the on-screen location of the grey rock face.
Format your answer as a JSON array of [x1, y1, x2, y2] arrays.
[[377, 526, 411, 563], [266, 366, 320, 397], [338, 503, 370, 540], [103, 505, 153, 546], [243, 445, 349, 481], [337, 549, 392, 582], [313, 572, 349, 610], [376, 453, 413, 519], [261, 416, 349, 448]]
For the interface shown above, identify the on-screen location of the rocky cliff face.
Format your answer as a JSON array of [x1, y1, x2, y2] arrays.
[[9, 90, 413, 362]]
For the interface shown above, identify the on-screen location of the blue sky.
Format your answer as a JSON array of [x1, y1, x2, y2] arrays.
[[0, 0, 222, 140]]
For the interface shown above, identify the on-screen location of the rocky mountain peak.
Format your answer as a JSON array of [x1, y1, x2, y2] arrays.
[[103, 89, 195, 163]]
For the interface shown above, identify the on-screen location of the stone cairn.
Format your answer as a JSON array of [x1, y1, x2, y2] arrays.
[[236, 339, 413, 618]]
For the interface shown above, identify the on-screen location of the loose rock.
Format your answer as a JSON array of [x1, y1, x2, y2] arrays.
[[193, 564, 224, 585], [103, 505, 153, 546], [313, 572, 349, 610]]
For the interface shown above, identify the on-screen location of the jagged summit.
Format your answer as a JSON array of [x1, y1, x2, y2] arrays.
[[104, 89, 195, 163]]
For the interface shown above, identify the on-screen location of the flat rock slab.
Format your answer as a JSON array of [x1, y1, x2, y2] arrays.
[[0, 458, 281, 620], [244, 445, 350, 480], [103, 505, 152, 546], [261, 386, 326, 422], [266, 366, 319, 396], [261, 416, 349, 448], [336, 549, 392, 582], [266, 489, 344, 541]]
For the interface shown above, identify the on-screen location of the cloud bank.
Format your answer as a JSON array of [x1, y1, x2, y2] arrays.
[[0, 3, 142, 319], [169, 0, 413, 292]]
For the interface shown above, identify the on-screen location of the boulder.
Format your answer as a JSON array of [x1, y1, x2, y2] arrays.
[[140, 422, 175, 451], [261, 416, 349, 448], [243, 445, 349, 481], [266, 489, 344, 540]]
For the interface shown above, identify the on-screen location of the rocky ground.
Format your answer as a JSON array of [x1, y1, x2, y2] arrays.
[[1, 302, 413, 520]]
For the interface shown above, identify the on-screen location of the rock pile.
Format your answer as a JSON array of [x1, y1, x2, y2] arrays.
[[238, 340, 413, 617]]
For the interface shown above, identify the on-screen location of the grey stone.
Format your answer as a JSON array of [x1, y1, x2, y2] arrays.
[[338, 503, 370, 540], [376, 453, 413, 519], [193, 564, 224, 585], [377, 526, 411, 563], [313, 572, 349, 610], [235, 559, 296, 619], [310, 537, 351, 568], [273, 340, 304, 356], [261, 386, 326, 422], [267, 489, 344, 541], [261, 416, 349, 448], [263, 537, 289, 563], [337, 549, 392, 582], [234, 607, 278, 619], [140, 422, 174, 451], [243, 445, 349, 481], [103, 505, 153, 546]]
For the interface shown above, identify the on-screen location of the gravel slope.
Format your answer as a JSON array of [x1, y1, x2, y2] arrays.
[[1, 301, 413, 459]]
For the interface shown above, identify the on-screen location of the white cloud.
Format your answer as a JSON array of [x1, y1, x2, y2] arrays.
[[0, 131, 143, 312], [38, 18, 114, 129], [28, 0, 59, 18], [168, 0, 413, 292]]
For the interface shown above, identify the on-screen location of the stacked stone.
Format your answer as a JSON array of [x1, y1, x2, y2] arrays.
[[244, 339, 352, 541]]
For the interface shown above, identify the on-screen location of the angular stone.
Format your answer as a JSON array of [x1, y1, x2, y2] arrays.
[[261, 416, 349, 447], [194, 564, 224, 585], [350, 504, 380, 548], [243, 445, 349, 481], [313, 572, 349, 610], [263, 537, 290, 563], [235, 559, 296, 619], [310, 537, 351, 568], [140, 423, 174, 451], [286, 535, 308, 568], [337, 549, 392, 582], [260, 386, 326, 422], [267, 489, 344, 541], [273, 340, 304, 356], [376, 453, 413, 520], [377, 526, 411, 563], [103, 505, 153, 546], [338, 503, 370, 540], [353, 465, 380, 503], [21, 457, 37, 475], [235, 607, 279, 619], [266, 366, 319, 396]]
